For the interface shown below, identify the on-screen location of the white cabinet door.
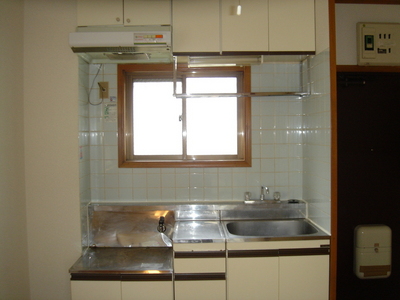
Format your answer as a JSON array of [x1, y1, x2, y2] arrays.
[[221, 0, 269, 52], [227, 257, 279, 300], [279, 255, 330, 300], [175, 280, 226, 300], [71, 281, 121, 300], [77, 0, 123, 26], [172, 0, 220, 53], [268, 0, 315, 52], [121, 281, 173, 300], [124, 0, 171, 26]]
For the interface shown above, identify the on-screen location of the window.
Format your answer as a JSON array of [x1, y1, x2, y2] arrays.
[[118, 64, 251, 168]]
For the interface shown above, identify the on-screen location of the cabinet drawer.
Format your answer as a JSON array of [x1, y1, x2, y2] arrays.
[[175, 280, 226, 300], [174, 257, 225, 273]]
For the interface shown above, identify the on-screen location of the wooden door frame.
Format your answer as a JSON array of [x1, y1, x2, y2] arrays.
[[328, 1, 338, 299]]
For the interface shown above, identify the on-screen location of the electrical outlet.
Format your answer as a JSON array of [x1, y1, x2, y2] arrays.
[[98, 81, 109, 99]]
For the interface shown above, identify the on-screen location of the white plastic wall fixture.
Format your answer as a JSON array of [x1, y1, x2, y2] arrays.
[[357, 22, 400, 66], [354, 224, 391, 279]]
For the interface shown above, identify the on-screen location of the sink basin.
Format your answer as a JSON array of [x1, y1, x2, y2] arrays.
[[224, 219, 319, 237]]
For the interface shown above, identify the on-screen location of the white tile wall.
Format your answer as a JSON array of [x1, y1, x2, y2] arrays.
[[78, 57, 90, 248], [302, 49, 331, 232], [78, 51, 331, 233]]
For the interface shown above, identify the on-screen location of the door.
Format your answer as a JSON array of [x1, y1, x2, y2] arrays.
[[337, 72, 400, 299]]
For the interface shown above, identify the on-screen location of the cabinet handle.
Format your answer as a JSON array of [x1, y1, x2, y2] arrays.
[[116, 17, 120, 22], [126, 18, 131, 23]]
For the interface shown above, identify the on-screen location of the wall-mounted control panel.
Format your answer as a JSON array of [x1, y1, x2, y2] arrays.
[[357, 22, 400, 66]]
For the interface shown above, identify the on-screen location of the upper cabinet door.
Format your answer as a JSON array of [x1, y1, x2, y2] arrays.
[[124, 0, 171, 26], [77, 0, 123, 26], [172, 0, 220, 53], [268, 0, 315, 52], [221, 0, 269, 52]]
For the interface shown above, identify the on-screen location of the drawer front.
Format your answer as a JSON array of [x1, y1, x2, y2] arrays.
[[175, 280, 226, 300], [174, 257, 225, 273]]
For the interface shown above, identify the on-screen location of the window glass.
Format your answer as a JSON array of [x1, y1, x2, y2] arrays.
[[133, 81, 182, 155]]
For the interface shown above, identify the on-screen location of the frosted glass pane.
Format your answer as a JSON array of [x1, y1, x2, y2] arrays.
[[187, 97, 237, 155], [186, 77, 238, 156], [133, 82, 182, 155], [187, 77, 237, 93]]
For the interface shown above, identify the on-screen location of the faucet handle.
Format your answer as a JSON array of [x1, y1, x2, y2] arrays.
[[157, 216, 166, 233], [263, 186, 269, 194]]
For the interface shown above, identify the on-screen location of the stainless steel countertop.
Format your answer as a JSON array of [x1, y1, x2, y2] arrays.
[[173, 220, 225, 244], [71, 202, 330, 276], [69, 247, 173, 275]]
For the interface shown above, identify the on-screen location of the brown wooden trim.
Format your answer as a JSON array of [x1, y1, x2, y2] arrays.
[[335, 0, 400, 4], [174, 273, 226, 281], [174, 251, 226, 259], [329, 1, 338, 299], [173, 52, 222, 57], [337, 65, 400, 73], [279, 247, 330, 256], [118, 64, 252, 168], [228, 249, 279, 258], [70, 273, 121, 281], [71, 272, 173, 281], [121, 273, 173, 281]]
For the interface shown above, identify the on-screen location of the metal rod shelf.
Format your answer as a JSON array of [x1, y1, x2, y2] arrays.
[[172, 92, 308, 98]]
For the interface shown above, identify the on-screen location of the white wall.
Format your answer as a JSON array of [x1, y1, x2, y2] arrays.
[[0, 0, 30, 299], [85, 63, 305, 205], [336, 3, 400, 65], [23, 0, 81, 299]]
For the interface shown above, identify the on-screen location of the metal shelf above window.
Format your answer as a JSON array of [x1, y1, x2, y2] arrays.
[[172, 56, 310, 98], [172, 92, 307, 98]]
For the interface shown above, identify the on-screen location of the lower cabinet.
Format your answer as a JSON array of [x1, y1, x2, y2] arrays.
[[71, 281, 121, 300], [226, 240, 330, 300], [71, 280, 173, 300], [279, 255, 329, 300], [175, 279, 226, 300], [227, 255, 279, 300], [71, 239, 330, 300], [174, 242, 226, 300]]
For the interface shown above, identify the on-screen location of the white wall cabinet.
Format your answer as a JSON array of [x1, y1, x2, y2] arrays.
[[124, 0, 171, 26], [172, 0, 220, 53], [71, 280, 173, 300], [78, 0, 123, 26], [78, 0, 315, 52], [173, 0, 315, 53], [77, 0, 171, 27], [221, 0, 269, 52], [268, 0, 315, 52], [226, 240, 330, 300]]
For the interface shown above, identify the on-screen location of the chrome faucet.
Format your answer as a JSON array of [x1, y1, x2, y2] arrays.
[[260, 186, 269, 200]]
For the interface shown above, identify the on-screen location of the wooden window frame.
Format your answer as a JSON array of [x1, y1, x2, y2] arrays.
[[117, 64, 251, 168]]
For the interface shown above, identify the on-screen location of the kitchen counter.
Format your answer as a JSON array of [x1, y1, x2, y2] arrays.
[[70, 202, 330, 280], [173, 220, 225, 244], [69, 247, 173, 280]]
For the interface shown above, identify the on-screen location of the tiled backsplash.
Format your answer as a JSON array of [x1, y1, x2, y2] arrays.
[[78, 50, 331, 234]]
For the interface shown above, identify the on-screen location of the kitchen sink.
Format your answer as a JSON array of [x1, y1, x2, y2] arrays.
[[224, 219, 320, 237]]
